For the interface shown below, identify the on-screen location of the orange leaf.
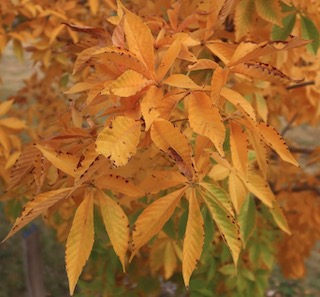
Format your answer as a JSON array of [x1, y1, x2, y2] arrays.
[[257, 122, 299, 166], [187, 92, 225, 156], [163, 74, 202, 90], [123, 9, 155, 77], [66, 189, 94, 295], [0, 99, 14, 116]]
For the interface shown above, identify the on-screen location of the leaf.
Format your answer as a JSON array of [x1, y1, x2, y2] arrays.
[[231, 62, 304, 84], [123, 9, 155, 76], [66, 189, 94, 295], [255, 0, 283, 26], [141, 86, 162, 131], [271, 13, 296, 41], [230, 121, 248, 176], [0, 117, 25, 130], [89, 0, 99, 15], [36, 145, 79, 177], [3, 188, 72, 241], [257, 122, 299, 166], [221, 87, 256, 122], [156, 34, 185, 82], [95, 116, 141, 167], [234, 0, 255, 41], [229, 171, 247, 214], [301, 15, 320, 55], [183, 188, 204, 288], [269, 201, 291, 235], [151, 119, 193, 180], [164, 240, 178, 279], [163, 74, 201, 90], [130, 187, 186, 260], [211, 67, 229, 104], [102, 70, 154, 97], [187, 92, 225, 156], [0, 99, 14, 116], [7, 145, 39, 190], [242, 169, 275, 207], [200, 188, 241, 265], [238, 195, 256, 247], [188, 59, 219, 71], [201, 183, 235, 218], [139, 170, 188, 194], [95, 173, 144, 197], [98, 190, 129, 270]]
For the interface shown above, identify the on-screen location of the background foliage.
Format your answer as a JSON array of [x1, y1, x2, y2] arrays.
[[1, 0, 320, 296]]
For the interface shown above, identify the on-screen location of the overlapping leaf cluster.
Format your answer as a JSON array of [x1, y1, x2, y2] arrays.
[[1, 0, 320, 296]]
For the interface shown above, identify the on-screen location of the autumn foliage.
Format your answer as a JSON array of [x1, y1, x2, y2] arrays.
[[1, 0, 320, 296]]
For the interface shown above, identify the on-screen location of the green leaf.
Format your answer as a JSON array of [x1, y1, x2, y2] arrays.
[[301, 15, 320, 55], [219, 264, 236, 276], [238, 195, 256, 248], [271, 13, 296, 40]]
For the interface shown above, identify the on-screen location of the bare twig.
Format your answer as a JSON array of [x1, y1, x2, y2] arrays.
[[286, 80, 315, 90]]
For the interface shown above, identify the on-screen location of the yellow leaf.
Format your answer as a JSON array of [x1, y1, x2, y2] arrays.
[[234, 0, 255, 41], [241, 169, 275, 207], [187, 92, 225, 156], [230, 121, 248, 176], [123, 9, 155, 76], [163, 74, 202, 90], [229, 171, 247, 214], [66, 189, 94, 295], [139, 170, 187, 194], [0, 117, 25, 130], [98, 190, 129, 271], [0, 99, 14, 116], [206, 41, 236, 65], [200, 187, 241, 265], [3, 188, 72, 242], [255, 0, 283, 26], [231, 62, 304, 84], [270, 201, 291, 235], [130, 187, 186, 260], [49, 24, 65, 45], [102, 70, 154, 97], [36, 145, 79, 177], [221, 87, 256, 122], [96, 116, 141, 167], [89, 0, 99, 15], [141, 86, 162, 131], [95, 173, 144, 197], [64, 82, 93, 94], [164, 240, 178, 280], [257, 122, 299, 166], [151, 119, 193, 180], [156, 33, 186, 82], [188, 59, 219, 72], [183, 188, 204, 288]]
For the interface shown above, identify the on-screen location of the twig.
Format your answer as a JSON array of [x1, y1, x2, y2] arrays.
[[286, 80, 315, 90], [281, 113, 298, 136]]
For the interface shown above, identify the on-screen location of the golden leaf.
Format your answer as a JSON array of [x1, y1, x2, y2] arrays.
[[0, 99, 14, 116], [163, 74, 202, 90], [257, 122, 299, 166], [234, 0, 255, 41], [187, 92, 225, 156], [221, 87, 256, 122], [102, 70, 154, 97], [96, 116, 141, 167], [182, 188, 204, 287], [0, 117, 26, 130], [229, 171, 247, 214], [270, 201, 291, 235], [255, 0, 283, 26], [3, 188, 72, 242], [123, 9, 155, 76], [211, 67, 229, 104], [164, 240, 178, 279], [36, 145, 79, 177], [151, 119, 193, 179], [66, 189, 94, 295], [130, 187, 186, 261], [230, 121, 248, 176], [98, 190, 129, 271]]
